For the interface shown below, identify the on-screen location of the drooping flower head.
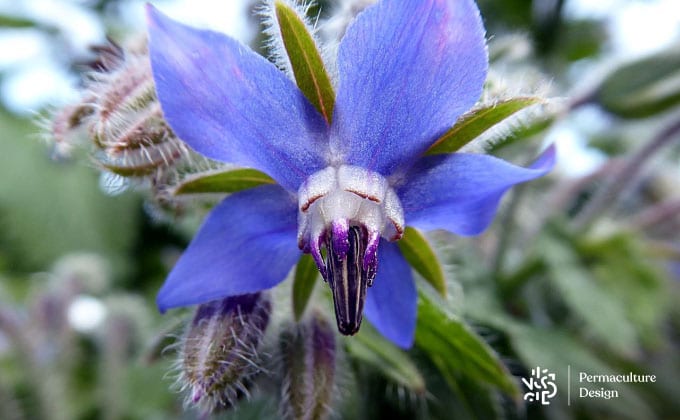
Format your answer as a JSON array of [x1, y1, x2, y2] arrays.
[[147, 0, 555, 348]]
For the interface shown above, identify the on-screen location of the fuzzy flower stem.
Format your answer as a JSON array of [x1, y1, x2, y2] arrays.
[[572, 117, 680, 232]]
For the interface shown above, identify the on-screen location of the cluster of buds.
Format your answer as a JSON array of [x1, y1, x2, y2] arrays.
[[177, 293, 272, 413], [175, 297, 340, 418], [47, 37, 190, 185]]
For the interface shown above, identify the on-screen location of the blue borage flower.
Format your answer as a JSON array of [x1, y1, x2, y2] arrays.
[[147, 0, 555, 348]]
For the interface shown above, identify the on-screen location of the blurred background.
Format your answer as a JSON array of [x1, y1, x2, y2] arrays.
[[0, 0, 679, 419]]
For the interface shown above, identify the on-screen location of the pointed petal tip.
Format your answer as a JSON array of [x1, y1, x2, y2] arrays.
[[144, 2, 327, 191], [155, 286, 175, 314], [531, 143, 557, 172], [144, 3, 161, 25], [392, 332, 415, 350], [400, 145, 557, 237]]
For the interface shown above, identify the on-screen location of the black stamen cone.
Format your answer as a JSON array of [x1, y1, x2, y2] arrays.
[[325, 226, 369, 335]]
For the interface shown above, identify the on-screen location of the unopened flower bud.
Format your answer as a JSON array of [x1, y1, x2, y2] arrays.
[[47, 37, 189, 178], [279, 312, 337, 420], [85, 40, 188, 177], [48, 102, 94, 159], [179, 293, 271, 413]]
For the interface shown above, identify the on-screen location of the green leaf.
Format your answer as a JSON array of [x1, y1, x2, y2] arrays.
[[173, 168, 274, 195], [0, 111, 138, 271], [0, 14, 37, 28], [275, 0, 335, 123], [397, 227, 447, 297], [426, 97, 543, 154], [579, 234, 669, 347], [415, 294, 518, 395], [596, 47, 680, 118], [538, 233, 639, 356], [292, 254, 319, 321], [346, 324, 426, 394], [424, 369, 503, 420]]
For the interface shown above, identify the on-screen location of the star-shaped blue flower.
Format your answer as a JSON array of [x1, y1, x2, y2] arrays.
[[147, 0, 554, 348]]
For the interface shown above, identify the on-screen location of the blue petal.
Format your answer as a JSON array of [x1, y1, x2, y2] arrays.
[[331, 0, 487, 176], [146, 5, 328, 191], [364, 241, 416, 348], [157, 185, 300, 312], [398, 145, 556, 235]]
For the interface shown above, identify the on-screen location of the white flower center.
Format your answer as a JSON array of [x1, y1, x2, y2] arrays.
[[296, 165, 404, 335]]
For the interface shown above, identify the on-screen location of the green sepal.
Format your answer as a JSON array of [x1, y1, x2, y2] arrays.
[[292, 254, 319, 321], [173, 168, 275, 195], [426, 97, 543, 154], [487, 114, 555, 153], [595, 47, 680, 118], [346, 323, 426, 394], [275, 0, 335, 123], [0, 14, 37, 28], [416, 293, 518, 396], [397, 227, 447, 297]]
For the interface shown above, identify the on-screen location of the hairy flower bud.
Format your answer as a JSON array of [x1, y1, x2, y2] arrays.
[[178, 293, 271, 413], [279, 312, 337, 420], [86, 39, 189, 177], [48, 102, 94, 159], [47, 37, 189, 178]]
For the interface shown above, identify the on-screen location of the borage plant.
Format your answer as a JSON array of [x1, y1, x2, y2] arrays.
[[141, 0, 554, 414], [148, 0, 553, 345]]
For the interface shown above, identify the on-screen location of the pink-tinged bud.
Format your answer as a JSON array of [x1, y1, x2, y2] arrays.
[[85, 40, 189, 177], [279, 312, 337, 420], [46, 37, 189, 178], [48, 102, 94, 159], [178, 293, 271, 414]]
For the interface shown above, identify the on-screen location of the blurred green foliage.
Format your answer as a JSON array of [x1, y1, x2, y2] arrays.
[[0, 111, 139, 273], [1, 0, 679, 419]]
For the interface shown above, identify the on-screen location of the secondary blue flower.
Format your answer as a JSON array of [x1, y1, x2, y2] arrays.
[[146, 0, 555, 348]]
